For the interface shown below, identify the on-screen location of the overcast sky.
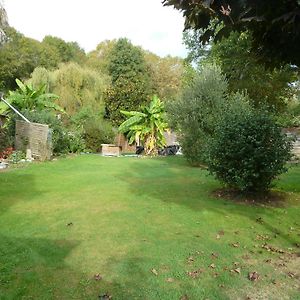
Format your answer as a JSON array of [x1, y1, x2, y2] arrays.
[[3, 0, 187, 58]]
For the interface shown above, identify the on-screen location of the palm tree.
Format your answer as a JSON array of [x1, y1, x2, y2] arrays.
[[119, 95, 169, 155]]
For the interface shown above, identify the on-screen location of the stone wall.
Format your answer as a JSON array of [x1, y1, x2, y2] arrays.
[[15, 120, 52, 161]]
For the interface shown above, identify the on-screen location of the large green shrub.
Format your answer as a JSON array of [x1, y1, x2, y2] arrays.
[[167, 64, 227, 165], [70, 107, 115, 152], [208, 105, 293, 192], [83, 119, 115, 152]]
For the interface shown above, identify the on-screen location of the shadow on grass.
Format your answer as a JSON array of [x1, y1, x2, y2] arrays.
[[95, 254, 230, 300], [0, 172, 40, 215], [0, 234, 89, 299], [118, 156, 300, 249], [0, 234, 229, 299]]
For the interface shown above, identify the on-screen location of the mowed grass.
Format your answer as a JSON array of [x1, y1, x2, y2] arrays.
[[0, 155, 299, 300]]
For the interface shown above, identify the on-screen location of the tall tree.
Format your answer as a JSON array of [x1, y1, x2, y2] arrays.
[[0, 29, 45, 91], [184, 30, 296, 112], [144, 51, 184, 101], [42, 35, 86, 65], [29, 63, 109, 116], [86, 39, 117, 75], [105, 38, 153, 125], [163, 0, 300, 67]]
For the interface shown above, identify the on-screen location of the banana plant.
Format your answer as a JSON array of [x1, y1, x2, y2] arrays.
[[119, 95, 169, 155], [6, 79, 64, 113]]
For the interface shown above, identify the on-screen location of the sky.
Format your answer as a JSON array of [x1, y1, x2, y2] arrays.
[[3, 0, 188, 58]]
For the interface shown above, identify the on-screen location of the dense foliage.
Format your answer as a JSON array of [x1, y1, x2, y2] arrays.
[[71, 107, 115, 152], [46, 63, 108, 116], [163, 0, 300, 67], [105, 38, 153, 125], [167, 64, 227, 164], [0, 29, 87, 92], [6, 79, 62, 112], [144, 52, 184, 101], [184, 31, 296, 112], [208, 105, 293, 192]]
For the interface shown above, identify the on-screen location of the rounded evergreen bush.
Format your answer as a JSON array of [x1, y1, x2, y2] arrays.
[[208, 109, 293, 192]]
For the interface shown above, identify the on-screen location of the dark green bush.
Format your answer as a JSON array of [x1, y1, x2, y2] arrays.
[[208, 108, 293, 192], [83, 119, 115, 152], [70, 107, 115, 152], [0, 127, 13, 153]]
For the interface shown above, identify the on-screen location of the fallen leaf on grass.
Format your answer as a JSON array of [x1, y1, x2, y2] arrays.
[[187, 268, 205, 279], [187, 256, 194, 263], [151, 269, 158, 276], [277, 262, 287, 267], [234, 268, 241, 274], [261, 244, 285, 253], [209, 263, 216, 269], [248, 272, 260, 281], [256, 217, 264, 224], [211, 252, 219, 259], [99, 293, 112, 300], [242, 254, 250, 260], [94, 273, 103, 281], [255, 234, 271, 241], [166, 277, 175, 283], [216, 230, 225, 239], [231, 242, 240, 248], [66, 222, 73, 226], [180, 295, 189, 300], [287, 272, 296, 278]]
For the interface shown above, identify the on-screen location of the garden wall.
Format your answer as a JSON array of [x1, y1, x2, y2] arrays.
[[15, 120, 52, 161]]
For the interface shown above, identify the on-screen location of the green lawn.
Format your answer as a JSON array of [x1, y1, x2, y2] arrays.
[[0, 155, 299, 300]]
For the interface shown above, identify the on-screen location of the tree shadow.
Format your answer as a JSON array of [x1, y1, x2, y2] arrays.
[[0, 234, 101, 299], [118, 156, 300, 249], [94, 253, 231, 300], [0, 171, 39, 215]]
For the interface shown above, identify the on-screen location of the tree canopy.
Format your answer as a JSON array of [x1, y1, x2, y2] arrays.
[[163, 0, 300, 67], [105, 38, 153, 125], [184, 30, 297, 112]]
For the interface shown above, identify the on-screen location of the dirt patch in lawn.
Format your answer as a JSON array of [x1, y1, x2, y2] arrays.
[[212, 188, 288, 208]]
